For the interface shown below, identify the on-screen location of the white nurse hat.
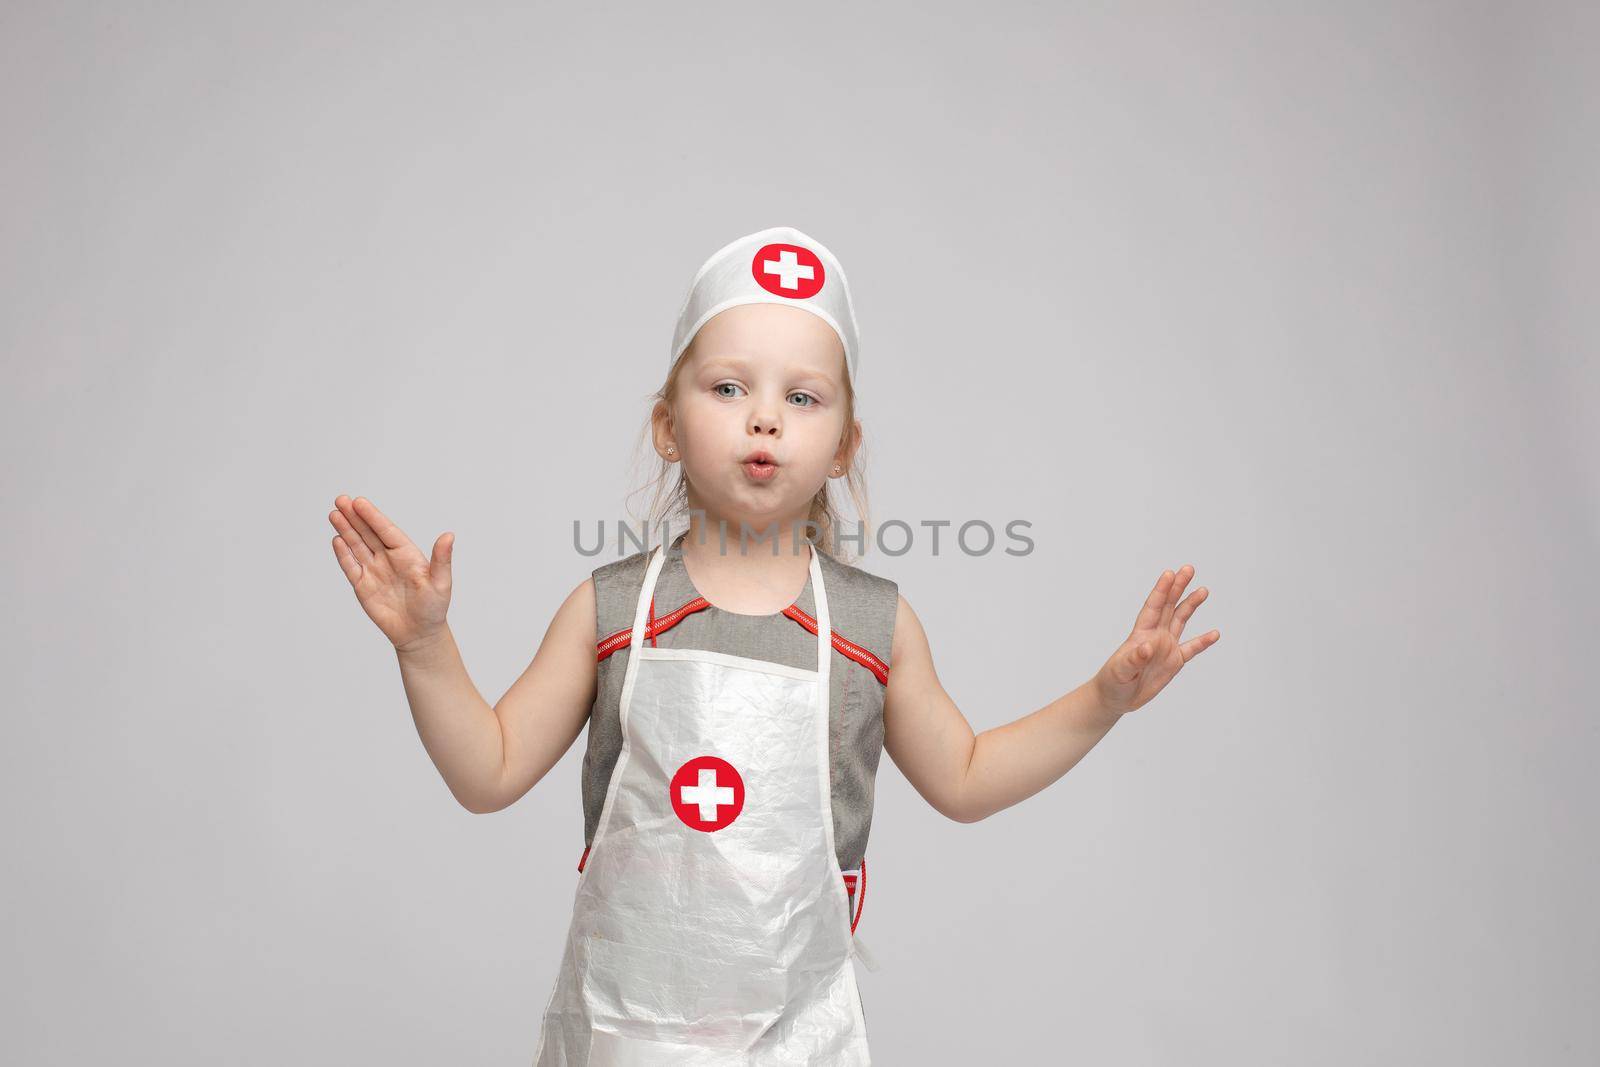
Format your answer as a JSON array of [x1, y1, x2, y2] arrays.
[[668, 225, 861, 381]]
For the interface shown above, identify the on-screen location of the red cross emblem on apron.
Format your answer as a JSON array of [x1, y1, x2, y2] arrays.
[[669, 756, 745, 832]]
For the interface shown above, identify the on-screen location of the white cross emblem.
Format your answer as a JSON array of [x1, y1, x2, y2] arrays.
[[761, 249, 815, 291], [679, 767, 736, 822]]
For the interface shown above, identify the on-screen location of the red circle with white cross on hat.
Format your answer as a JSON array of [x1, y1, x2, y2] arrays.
[[750, 243, 825, 299], [669, 756, 746, 832]]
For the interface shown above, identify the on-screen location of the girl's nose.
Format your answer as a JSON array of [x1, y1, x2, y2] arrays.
[[749, 406, 782, 435]]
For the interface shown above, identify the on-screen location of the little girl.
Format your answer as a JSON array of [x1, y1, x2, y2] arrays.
[[328, 225, 1219, 1065]]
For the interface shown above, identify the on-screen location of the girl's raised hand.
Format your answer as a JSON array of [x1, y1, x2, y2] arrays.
[[1093, 564, 1219, 716], [328, 495, 455, 652]]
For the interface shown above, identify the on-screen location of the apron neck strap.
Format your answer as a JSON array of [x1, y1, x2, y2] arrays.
[[808, 539, 831, 678]]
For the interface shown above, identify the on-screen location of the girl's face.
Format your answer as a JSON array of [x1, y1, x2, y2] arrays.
[[661, 303, 856, 531]]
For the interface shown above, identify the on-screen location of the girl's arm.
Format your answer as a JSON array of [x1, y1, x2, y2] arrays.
[[330, 495, 597, 814], [394, 578, 597, 814], [883, 567, 1217, 823], [882, 595, 1118, 824]]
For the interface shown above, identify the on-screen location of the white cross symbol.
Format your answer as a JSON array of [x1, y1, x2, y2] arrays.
[[761, 249, 814, 291], [679, 767, 735, 822]]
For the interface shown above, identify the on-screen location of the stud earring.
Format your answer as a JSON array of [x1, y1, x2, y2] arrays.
[[666, 446, 676, 454], [832, 464, 841, 473]]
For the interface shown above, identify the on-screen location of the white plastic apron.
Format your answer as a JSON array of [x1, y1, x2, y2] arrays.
[[533, 540, 872, 1065]]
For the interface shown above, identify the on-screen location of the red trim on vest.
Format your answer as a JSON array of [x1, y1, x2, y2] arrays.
[[595, 597, 716, 662], [577, 843, 590, 873], [596, 627, 628, 658], [782, 605, 891, 686], [843, 855, 867, 933], [596, 599, 889, 688]]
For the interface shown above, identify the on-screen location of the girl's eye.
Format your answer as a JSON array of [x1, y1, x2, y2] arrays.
[[711, 383, 817, 407]]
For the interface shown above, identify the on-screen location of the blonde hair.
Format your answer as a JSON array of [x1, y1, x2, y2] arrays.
[[625, 342, 872, 564]]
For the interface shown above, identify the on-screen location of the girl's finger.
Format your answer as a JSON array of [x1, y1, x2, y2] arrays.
[[1132, 570, 1175, 633], [1160, 565, 1194, 631], [429, 532, 454, 594], [329, 505, 377, 566], [331, 535, 364, 586], [1179, 629, 1220, 663], [353, 496, 416, 552], [1114, 639, 1153, 684], [1170, 586, 1208, 638], [336, 495, 388, 557]]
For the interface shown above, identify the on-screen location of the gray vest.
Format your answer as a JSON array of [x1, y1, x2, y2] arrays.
[[579, 530, 899, 872]]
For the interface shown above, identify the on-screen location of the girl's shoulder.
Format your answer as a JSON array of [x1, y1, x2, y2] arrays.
[[589, 546, 654, 644], [590, 544, 652, 588], [815, 549, 900, 646]]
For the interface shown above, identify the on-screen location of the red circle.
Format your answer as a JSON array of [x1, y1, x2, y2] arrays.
[[750, 243, 825, 299], [669, 756, 746, 832]]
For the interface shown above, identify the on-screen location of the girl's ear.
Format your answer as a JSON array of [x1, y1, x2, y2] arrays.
[[834, 418, 864, 471], [650, 400, 677, 459]]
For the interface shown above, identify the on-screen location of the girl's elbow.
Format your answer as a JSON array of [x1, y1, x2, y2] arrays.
[[455, 782, 509, 815], [944, 798, 987, 824]]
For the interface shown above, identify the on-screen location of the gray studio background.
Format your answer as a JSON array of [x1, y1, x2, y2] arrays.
[[4, 2, 1595, 1064]]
